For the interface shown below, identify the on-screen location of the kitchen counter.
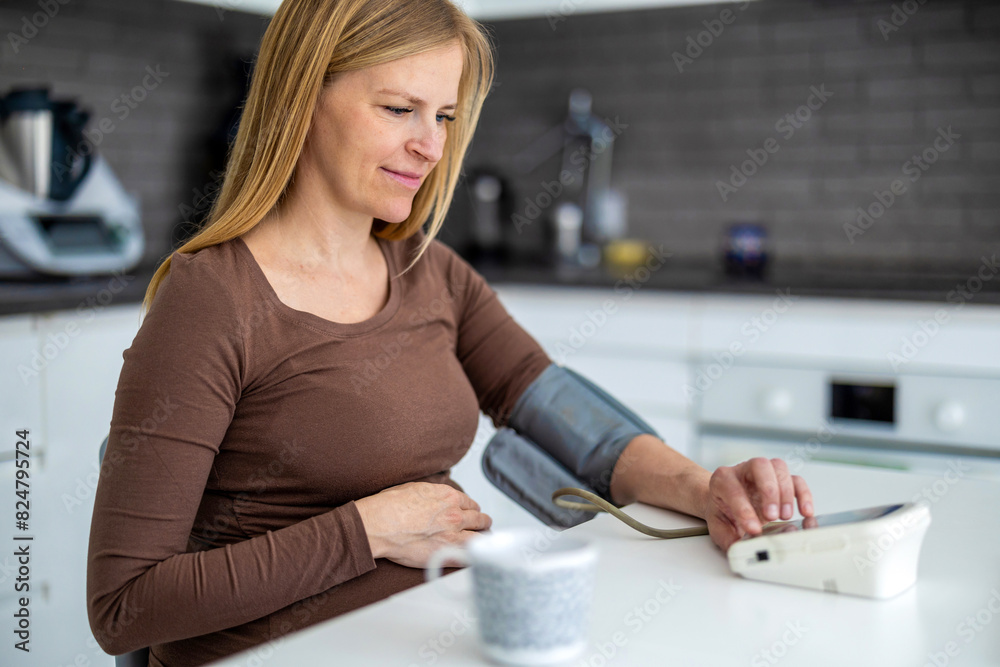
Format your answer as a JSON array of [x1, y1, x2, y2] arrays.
[[208, 461, 1000, 667], [0, 262, 158, 316], [473, 258, 1000, 306], [3, 252, 999, 318]]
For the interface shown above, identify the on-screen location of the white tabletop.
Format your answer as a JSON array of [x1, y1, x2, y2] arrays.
[[209, 461, 1000, 667]]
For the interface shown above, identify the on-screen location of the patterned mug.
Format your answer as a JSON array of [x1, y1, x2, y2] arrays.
[[427, 528, 598, 666]]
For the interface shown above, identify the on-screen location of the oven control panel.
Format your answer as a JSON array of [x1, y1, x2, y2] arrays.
[[696, 364, 999, 453]]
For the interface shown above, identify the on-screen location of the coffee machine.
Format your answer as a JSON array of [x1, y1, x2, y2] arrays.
[[0, 87, 143, 278]]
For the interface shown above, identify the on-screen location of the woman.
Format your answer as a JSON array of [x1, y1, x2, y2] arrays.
[[87, 0, 814, 665]]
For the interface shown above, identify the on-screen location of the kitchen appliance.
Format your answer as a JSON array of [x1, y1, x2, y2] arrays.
[[464, 168, 509, 263], [728, 502, 931, 599], [547, 489, 930, 599], [558, 88, 620, 268], [696, 363, 1000, 482], [509, 88, 624, 270], [0, 87, 143, 278]]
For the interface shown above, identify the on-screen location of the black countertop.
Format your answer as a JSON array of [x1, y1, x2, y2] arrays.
[[3, 257, 999, 318], [0, 263, 160, 317], [472, 258, 1000, 306]]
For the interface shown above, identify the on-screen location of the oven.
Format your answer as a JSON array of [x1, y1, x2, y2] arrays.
[[694, 363, 1000, 482]]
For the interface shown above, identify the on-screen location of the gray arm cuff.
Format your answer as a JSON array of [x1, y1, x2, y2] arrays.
[[481, 363, 659, 527], [508, 363, 659, 499]]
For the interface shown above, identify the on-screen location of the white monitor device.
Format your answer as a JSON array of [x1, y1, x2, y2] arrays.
[[727, 502, 931, 599]]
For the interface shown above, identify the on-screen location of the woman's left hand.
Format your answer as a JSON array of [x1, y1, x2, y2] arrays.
[[704, 457, 815, 552]]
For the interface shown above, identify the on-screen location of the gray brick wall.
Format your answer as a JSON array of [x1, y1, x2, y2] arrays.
[[2, 0, 996, 277], [459, 0, 1000, 277]]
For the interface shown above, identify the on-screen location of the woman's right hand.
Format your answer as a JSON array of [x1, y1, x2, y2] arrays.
[[353, 482, 492, 569]]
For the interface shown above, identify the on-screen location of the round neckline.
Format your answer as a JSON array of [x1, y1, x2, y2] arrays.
[[232, 233, 401, 337]]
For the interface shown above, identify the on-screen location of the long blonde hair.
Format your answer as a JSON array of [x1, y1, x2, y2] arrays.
[[141, 0, 494, 316]]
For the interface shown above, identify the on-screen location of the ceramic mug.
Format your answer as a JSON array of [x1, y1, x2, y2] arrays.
[[426, 528, 598, 666]]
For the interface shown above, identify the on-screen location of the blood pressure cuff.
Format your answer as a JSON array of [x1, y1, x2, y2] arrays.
[[481, 363, 659, 528]]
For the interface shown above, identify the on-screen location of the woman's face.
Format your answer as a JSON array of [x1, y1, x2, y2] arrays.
[[299, 40, 465, 226]]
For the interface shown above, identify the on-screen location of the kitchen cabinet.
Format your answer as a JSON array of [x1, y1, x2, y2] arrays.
[[0, 315, 43, 461], [0, 304, 141, 667], [0, 315, 49, 667], [696, 292, 1000, 375]]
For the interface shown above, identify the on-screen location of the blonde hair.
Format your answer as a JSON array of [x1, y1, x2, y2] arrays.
[[141, 0, 494, 316]]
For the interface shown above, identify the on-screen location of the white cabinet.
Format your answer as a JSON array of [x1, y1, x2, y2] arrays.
[[37, 304, 142, 667], [0, 314, 44, 459], [696, 293, 1000, 375], [0, 315, 48, 666], [0, 304, 141, 667]]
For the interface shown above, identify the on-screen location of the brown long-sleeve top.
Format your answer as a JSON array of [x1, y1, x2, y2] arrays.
[[86, 229, 552, 666]]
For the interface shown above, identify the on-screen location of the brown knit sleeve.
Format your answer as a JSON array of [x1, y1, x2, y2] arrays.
[[86, 251, 376, 656], [436, 241, 552, 428]]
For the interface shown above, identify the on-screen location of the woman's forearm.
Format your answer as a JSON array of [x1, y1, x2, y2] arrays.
[[608, 434, 712, 520]]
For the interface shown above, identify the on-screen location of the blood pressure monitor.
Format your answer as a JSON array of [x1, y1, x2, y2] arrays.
[[728, 502, 932, 599]]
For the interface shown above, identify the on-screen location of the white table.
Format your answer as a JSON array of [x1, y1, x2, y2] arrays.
[[209, 461, 1000, 667]]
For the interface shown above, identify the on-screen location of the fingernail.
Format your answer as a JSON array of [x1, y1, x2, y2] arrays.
[[803, 501, 813, 515], [766, 504, 778, 520], [781, 503, 792, 519]]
